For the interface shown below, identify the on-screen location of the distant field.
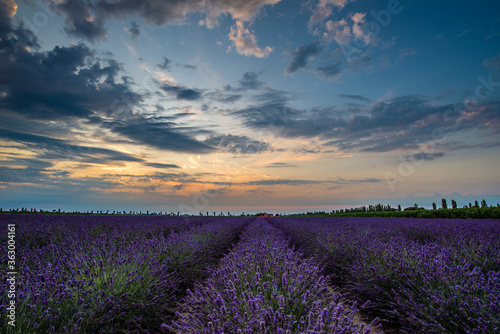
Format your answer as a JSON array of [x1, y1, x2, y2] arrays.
[[1, 215, 499, 333]]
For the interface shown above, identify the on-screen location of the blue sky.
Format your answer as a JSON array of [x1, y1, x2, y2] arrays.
[[0, 0, 499, 213]]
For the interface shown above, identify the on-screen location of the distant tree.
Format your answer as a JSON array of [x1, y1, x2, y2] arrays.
[[451, 200, 457, 209], [398, 204, 401, 211], [474, 200, 479, 208], [441, 198, 448, 209], [432, 202, 437, 210], [469, 203, 472, 208], [481, 199, 487, 208]]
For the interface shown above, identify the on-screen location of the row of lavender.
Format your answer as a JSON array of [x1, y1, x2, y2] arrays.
[[168, 218, 378, 333], [270, 217, 500, 333], [0, 215, 251, 333]]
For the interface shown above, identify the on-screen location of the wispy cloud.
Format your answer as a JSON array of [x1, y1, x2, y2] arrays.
[[264, 162, 298, 168], [126, 21, 140, 39]]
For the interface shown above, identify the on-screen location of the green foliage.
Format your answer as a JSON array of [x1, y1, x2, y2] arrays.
[[311, 206, 500, 219], [441, 198, 448, 209]]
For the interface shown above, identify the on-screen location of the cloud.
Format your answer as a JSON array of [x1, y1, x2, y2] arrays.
[[484, 54, 500, 70], [179, 63, 196, 70], [217, 0, 282, 22], [0, 17, 218, 159], [309, 0, 353, 28], [285, 43, 322, 75], [158, 57, 171, 70], [106, 116, 215, 153], [208, 92, 243, 103], [239, 71, 264, 90], [55, 0, 108, 42], [323, 12, 373, 47], [127, 21, 140, 39], [0, 40, 141, 121], [50, 0, 282, 41], [1, 0, 17, 18], [404, 152, 445, 161], [228, 21, 272, 58], [284, 42, 369, 79], [203, 134, 272, 154], [145, 162, 181, 169], [0, 128, 144, 163], [338, 94, 371, 102], [316, 62, 343, 78], [264, 162, 298, 168], [160, 83, 203, 101], [325, 18, 351, 44], [351, 12, 367, 42], [217, 176, 382, 187], [233, 94, 500, 153]]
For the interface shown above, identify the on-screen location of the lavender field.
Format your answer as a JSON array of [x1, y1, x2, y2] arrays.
[[1, 215, 499, 333]]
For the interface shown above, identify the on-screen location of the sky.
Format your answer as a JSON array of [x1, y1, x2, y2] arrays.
[[0, 0, 499, 214]]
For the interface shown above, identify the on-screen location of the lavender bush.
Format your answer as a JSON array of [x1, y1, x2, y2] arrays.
[[271, 217, 500, 333], [0, 214, 249, 333], [168, 218, 376, 333]]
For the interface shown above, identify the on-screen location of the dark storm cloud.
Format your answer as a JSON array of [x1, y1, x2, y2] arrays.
[[203, 134, 272, 154], [160, 83, 203, 101], [233, 94, 500, 153], [285, 43, 322, 75], [0, 40, 142, 120], [0, 3, 40, 52], [128, 21, 141, 39], [1, 14, 216, 156], [55, 0, 108, 42]]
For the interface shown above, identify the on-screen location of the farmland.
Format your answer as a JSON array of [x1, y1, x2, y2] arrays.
[[1, 215, 499, 333]]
